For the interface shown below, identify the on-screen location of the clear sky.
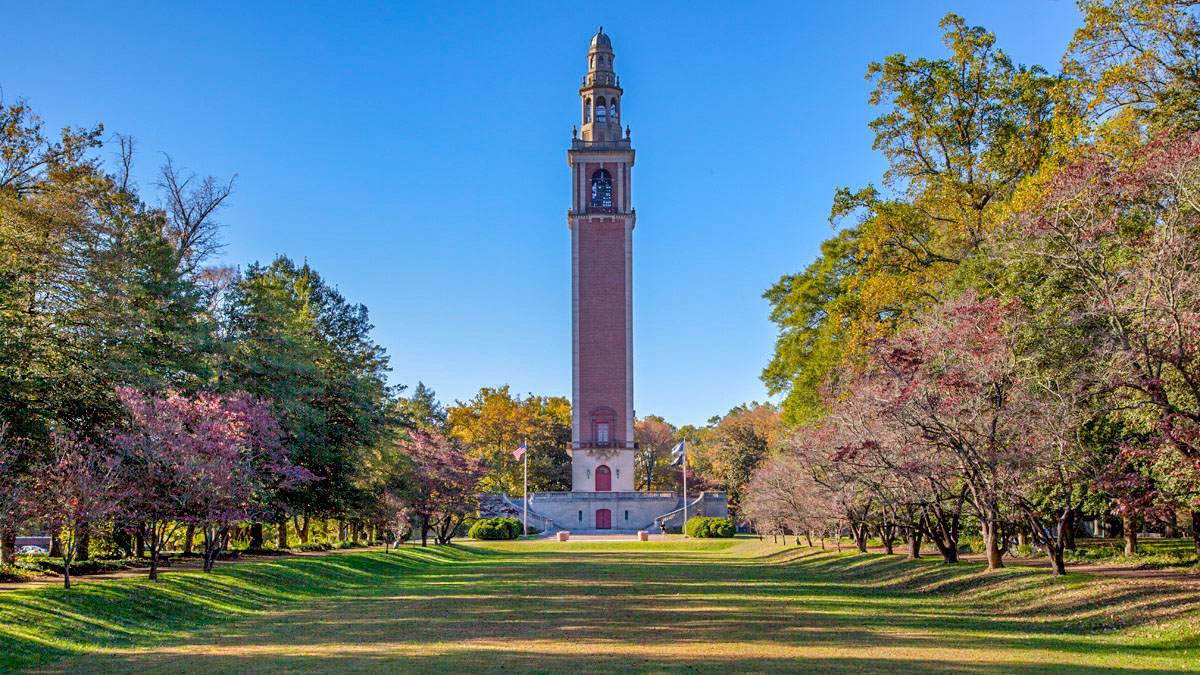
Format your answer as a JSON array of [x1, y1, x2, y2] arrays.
[[5, 1, 1084, 426]]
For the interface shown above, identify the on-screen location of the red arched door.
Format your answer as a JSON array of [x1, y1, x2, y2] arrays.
[[596, 508, 611, 529], [595, 465, 611, 491]]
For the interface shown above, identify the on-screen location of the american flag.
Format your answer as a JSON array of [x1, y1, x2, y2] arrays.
[[513, 441, 527, 460]]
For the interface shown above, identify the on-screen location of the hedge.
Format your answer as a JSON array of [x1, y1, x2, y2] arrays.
[[22, 558, 145, 576], [685, 517, 736, 538], [296, 542, 334, 552], [468, 517, 523, 540]]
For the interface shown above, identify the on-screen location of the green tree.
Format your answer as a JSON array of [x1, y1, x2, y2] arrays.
[[398, 382, 447, 430], [693, 403, 782, 514], [764, 14, 1059, 423], [220, 256, 390, 521]]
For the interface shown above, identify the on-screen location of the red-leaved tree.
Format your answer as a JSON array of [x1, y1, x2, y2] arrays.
[[113, 388, 312, 578], [35, 433, 122, 588], [0, 423, 31, 565], [401, 429, 485, 546], [1019, 131, 1200, 555]]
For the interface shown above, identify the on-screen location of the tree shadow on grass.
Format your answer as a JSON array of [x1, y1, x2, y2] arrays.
[[8, 545, 1200, 674]]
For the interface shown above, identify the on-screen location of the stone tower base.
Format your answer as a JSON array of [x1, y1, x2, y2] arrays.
[[481, 491, 728, 534]]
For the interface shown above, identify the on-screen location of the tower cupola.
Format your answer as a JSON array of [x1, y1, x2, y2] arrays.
[[579, 27, 624, 144]]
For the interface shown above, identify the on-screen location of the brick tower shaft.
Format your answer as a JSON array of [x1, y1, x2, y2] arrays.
[[567, 28, 636, 492]]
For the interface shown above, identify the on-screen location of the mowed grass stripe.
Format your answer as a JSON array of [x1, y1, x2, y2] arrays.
[[2, 538, 1198, 674]]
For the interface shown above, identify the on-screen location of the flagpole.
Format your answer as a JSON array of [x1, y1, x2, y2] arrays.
[[682, 444, 688, 538], [523, 437, 528, 538]]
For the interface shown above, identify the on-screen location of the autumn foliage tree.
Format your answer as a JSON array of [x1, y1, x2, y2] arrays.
[[35, 434, 122, 588], [113, 388, 311, 578], [399, 429, 485, 546], [0, 424, 31, 564], [634, 416, 678, 491], [757, 3, 1200, 577], [446, 386, 570, 494], [1016, 131, 1200, 555]]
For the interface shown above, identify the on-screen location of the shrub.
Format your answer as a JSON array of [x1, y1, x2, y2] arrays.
[[468, 517, 522, 540], [26, 558, 144, 576], [334, 541, 370, 550], [296, 542, 334, 552], [685, 517, 735, 538], [237, 546, 290, 556], [0, 563, 44, 582]]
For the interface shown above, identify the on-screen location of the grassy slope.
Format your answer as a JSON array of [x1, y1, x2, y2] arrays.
[[1, 538, 1198, 674]]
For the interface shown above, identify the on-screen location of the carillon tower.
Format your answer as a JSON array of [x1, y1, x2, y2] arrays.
[[477, 29, 726, 533], [568, 28, 636, 493]]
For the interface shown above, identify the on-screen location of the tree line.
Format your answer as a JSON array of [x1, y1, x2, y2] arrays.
[[0, 98, 765, 585], [746, 1, 1200, 576]]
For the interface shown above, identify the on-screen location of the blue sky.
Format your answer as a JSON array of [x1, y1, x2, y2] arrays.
[[6, 1, 1083, 426]]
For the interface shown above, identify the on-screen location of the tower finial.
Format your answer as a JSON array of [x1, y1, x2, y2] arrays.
[[598, 26, 603, 33]]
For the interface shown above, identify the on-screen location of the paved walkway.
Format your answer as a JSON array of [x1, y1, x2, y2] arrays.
[[851, 545, 1200, 583], [552, 533, 670, 542]]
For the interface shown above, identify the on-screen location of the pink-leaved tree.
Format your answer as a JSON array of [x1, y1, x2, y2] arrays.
[[1019, 131, 1200, 555], [0, 423, 31, 565], [113, 388, 312, 579], [35, 433, 122, 588], [400, 429, 485, 546]]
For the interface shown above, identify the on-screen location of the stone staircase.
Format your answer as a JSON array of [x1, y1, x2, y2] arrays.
[[478, 493, 557, 533]]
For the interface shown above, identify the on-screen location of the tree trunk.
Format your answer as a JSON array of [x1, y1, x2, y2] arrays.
[[135, 528, 145, 558], [114, 529, 134, 558], [982, 521, 1004, 570], [979, 514, 1008, 566], [1016, 524, 1028, 549], [1049, 510, 1070, 577], [878, 524, 895, 555], [2, 529, 16, 564], [1123, 515, 1137, 557], [50, 533, 63, 558], [804, 530, 813, 547], [183, 525, 195, 555], [1192, 510, 1200, 558], [248, 523, 264, 549], [1164, 511, 1178, 539], [1063, 509, 1076, 551], [202, 525, 224, 573], [851, 522, 869, 553], [77, 529, 90, 562], [278, 519, 289, 548], [146, 522, 159, 582], [906, 528, 922, 560], [301, 517, 311, 544], [1049, 543, 1067, 576], [64, 519, 86, 589]]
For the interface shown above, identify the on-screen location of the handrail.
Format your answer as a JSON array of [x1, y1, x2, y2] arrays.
[[653, 494, 710, 530]]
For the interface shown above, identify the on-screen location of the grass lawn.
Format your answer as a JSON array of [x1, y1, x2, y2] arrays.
[[2, 537, 1198, 674]]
